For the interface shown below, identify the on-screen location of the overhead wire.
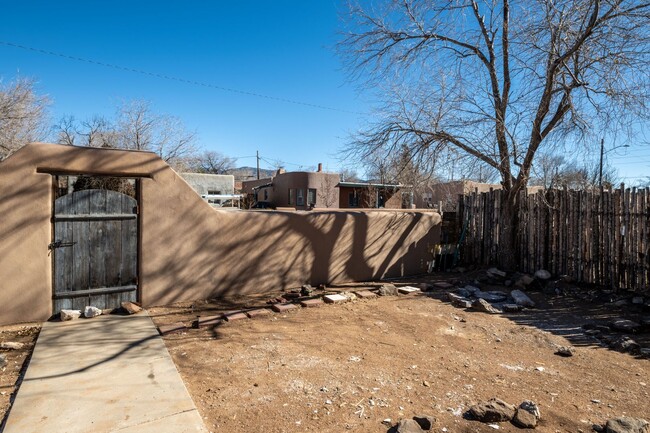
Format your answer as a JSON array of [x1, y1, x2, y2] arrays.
[[0, 40, 365, 115]]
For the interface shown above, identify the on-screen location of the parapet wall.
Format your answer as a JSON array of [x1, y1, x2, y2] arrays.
[[0, 143, 441, 325]]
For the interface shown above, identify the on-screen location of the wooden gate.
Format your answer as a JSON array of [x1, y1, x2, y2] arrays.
[[52, 189, 138, 312]]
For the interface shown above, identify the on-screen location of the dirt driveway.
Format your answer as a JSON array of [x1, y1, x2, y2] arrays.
[[149, 278, 649, 433]]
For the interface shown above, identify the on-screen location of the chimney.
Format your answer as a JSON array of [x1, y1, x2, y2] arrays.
[[317, 163, 322, 172]]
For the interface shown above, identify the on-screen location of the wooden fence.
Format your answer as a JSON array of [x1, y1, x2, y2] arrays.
[[458, 186, 650, 291]]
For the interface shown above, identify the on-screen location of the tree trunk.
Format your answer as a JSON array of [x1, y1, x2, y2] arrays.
[[499, 189, 519, 270]]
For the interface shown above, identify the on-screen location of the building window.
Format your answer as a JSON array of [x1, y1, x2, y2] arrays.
[[288, 188, 295, 205], [348, 191, 359, 207], [207, 190, 221, 204], [264, 189, 269, 201], [296, 189, 304, 206], [307, 188, 317, 207]]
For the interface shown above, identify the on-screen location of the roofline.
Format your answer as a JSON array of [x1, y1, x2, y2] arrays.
[[337, 182, 407, 189]]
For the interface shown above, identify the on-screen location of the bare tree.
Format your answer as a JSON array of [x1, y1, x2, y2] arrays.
[[54, 100, 198, 170], [0, 77, 50, 160], [340, 0, 650, 267], [186, 150, 236, 174], [115, 100, 197, 166], [339, 167, 361, 182]]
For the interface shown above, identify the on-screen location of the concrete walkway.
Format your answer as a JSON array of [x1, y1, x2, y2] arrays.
[[2, 313, 207, 433]]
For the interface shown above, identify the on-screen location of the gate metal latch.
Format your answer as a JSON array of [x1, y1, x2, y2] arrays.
[[48, 240, 77, 250]]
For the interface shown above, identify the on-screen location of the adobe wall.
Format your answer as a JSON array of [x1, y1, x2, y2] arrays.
[[0, 143, 441, 325]]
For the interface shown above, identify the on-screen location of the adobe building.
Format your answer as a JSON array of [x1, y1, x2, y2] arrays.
[[242, 164, 340, 210], [179, 172, 235, 206], [338, 181, 408, 209]]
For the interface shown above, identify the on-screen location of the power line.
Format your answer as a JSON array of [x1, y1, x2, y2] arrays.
[[0, 40, 364, 115]]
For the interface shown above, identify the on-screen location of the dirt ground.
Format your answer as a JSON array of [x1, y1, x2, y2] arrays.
[[149, 274, 649, 433], [1, 272, 648, 433], [0, 323, 40, 429]]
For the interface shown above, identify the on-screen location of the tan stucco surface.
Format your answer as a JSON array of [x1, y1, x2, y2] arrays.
[[0, 143, 441, 325]]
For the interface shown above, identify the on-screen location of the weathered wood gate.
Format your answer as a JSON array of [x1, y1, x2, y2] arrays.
[[51, 189, 138, 312]]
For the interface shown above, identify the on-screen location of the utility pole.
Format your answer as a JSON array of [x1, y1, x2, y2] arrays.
[[599, 138, 604, 188], [256, 150, 260, 180]]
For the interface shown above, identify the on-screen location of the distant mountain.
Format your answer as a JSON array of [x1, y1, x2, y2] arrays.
[[227, 166, 276, 181]]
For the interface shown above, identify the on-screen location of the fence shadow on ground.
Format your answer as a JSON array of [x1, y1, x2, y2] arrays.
[[425, 286, 649, 360]]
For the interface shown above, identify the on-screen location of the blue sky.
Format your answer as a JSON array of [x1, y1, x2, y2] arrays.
[[0, 1, 647, 183], [0, 1, 369, 173]]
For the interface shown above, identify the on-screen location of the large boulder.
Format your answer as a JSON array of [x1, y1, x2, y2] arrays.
[[605, 417, 649, 433], [468, 398, 516, 422], [534, 269, 551, 280]]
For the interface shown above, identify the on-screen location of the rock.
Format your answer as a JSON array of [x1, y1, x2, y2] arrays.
[[120, 301, 143, 315], [487, 268, 507, 278], [340, 291, 358, 301], [378, 284, 399, 296], [468, 398, 516, 422], [534, 269, 551, 280], [515, 274, 535, 287], [419, 283, 435, 292], [604, 417, 649, 433], [614, 299, 628, 307], [519, 401, 541, 418], [447, 293, 473, 309], [0, 342, 24, 350], [413, 415, 436, 430], [512, 408, 538, 428], [300, 284, 313, 296], [475, 290, 509, 303], [464, 285, 480, 294], [502, 304, 522, 313], [83, 306, 102, 318], [555, 346, 575, 357], [0, 354, 6, 368], [632, 297, 644, 305], [610, 337, 641, 354], [611, 319, 641, 333], [396, 418, 425, 433], [455, 288, 471, 298], [472, 298, 502, 314], [60, 309, 82, 321], [511, 290, 536, 307]]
